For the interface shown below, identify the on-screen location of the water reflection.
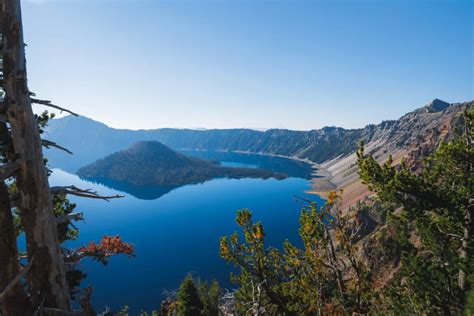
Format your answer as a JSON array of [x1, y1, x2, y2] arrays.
[[81, 151, 315, 200], [179, 150, 314, 179], [81, 177, 179, 200]]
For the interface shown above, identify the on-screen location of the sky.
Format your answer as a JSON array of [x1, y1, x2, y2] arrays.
[[22, 0, 473, 131]]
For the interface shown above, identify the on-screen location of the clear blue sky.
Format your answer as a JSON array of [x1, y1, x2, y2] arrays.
[[23, 0, 473, 130]]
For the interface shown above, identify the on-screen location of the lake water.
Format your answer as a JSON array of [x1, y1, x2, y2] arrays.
[[49, 151, 323, 312]]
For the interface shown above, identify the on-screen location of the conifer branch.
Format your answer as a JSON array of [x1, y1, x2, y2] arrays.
[[31, 98, 79, 117], [42, 139, 73, 155], [50, 185, 124, 201], [56, 212, 84, 224]]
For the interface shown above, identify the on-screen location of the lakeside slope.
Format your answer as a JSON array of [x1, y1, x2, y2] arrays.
[[311, 100, 472, 208]]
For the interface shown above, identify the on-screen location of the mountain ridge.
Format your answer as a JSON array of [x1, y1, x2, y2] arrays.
[[45, 100, 472, 180]]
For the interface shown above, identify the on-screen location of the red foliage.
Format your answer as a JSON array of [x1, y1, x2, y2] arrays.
[[70, 235, 135, 265]]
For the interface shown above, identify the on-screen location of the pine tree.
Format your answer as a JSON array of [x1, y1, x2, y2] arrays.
[[176, 275, 203, 316], [220, 197, 372, 314], [220, 108, 473, 314], [356, 107, 473, 313], [198, 279, 220, 316]]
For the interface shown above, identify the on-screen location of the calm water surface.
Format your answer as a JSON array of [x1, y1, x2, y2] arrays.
[[49, 151, 323, 312]]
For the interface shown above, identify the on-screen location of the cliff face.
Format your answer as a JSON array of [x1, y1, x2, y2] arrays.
[[314, 100, 471, 208]]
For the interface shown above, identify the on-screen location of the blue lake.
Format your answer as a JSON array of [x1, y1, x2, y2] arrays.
[[49, 151, 323, 312]]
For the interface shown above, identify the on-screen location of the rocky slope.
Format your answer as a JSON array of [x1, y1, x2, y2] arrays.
[[313, 99, 471, 207]]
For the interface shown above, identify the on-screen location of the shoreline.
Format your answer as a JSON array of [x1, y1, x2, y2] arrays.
[[180, 148, 336, 197]]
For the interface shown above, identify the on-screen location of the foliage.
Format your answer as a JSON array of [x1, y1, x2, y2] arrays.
[[35, 111, 55, 134], [67, 235, 135, 265], [155, 275, 221, 316], [53, 193, 80, 243], [220, 193, 372, 314], [176, 275, 204, 316], [198, 279, 220, 316], [220, 107, 473, 314], [356, 107, 473, 314]]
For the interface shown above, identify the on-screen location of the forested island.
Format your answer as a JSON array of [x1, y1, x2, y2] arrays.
[[77, 141, 286, 186]]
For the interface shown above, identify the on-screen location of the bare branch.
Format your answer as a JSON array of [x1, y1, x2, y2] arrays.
[[56, 212, 84, 224], [79, 286, 96, 316], [0, 255, 35, 302], [31, 98, 78, 116], [437, 226, 464, 240], [42, 139, 73, 155], [51, 185, 124, 201]]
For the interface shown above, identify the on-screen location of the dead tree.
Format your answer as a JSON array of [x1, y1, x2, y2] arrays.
[[0, 1, 130, 314], [1, 0, 71, 311]]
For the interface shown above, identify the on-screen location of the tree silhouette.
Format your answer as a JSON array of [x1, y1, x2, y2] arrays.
[[176, 275, 204, 316]]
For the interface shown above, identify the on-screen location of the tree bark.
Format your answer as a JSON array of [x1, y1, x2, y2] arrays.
[[459, 203, 472, 291], [1, 0, 70, 310], [0, 182, 32, 315]]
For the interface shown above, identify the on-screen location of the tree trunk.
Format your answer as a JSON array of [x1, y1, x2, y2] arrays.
[[0, 182, 32, 315], [459, 204, 471, 291], [1, 0, 70, 310]]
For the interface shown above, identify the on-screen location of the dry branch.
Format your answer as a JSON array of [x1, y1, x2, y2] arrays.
[[0, 255, 34, 302], [42, 139, 73, 155], [79, 286, 95, 316], [50, 185, 124, 201], [56, 212, 84, 224], [31, 98, 78, 116]]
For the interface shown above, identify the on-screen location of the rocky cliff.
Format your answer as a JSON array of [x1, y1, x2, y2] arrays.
[[313, 99, 471, 208]]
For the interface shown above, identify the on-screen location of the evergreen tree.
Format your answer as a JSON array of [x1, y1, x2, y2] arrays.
[[176, 275, 203, 316], [220, 196, 372, 314], [220, 108, 473, 314], [198, 279, 220, 316], [356, 107, 473, 314]]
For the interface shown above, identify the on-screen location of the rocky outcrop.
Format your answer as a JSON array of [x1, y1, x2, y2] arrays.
[[313, 100, 472, 208]]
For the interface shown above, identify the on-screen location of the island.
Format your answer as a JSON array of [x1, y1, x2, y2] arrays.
[[77, 141, 286, 187]]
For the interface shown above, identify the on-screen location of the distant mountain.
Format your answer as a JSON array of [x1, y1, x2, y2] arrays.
[[44, 99, 472, 175], [77, 141, 285, 186]]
